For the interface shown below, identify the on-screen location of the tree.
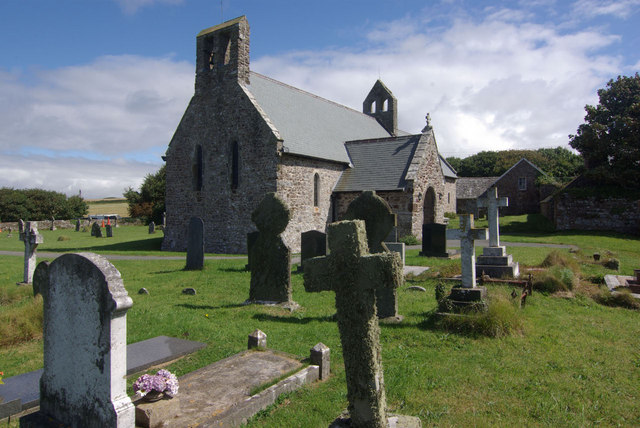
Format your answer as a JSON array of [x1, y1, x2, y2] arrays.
[[124, 165, 165, 224], [0, 188, 87, 222], [569, 73, 640, 187]]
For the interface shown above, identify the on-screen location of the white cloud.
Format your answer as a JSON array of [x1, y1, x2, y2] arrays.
[[252, 13, 621, 157], [114, 0, 184, 15], [0, 56, 192, 198], [572, 0, 640, 19]]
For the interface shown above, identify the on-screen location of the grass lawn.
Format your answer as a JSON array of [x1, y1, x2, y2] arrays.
[[1, 223, 639, 426]]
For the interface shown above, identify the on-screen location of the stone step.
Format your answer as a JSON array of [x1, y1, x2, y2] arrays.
[[477, 254, 513, 266], [476, 263, 520, 279]]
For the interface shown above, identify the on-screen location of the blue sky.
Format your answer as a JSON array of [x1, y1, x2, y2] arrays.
[[1, 0, 639, 198]]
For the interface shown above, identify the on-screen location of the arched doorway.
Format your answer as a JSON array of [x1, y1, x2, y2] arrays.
[[423, 187, 436, 224]]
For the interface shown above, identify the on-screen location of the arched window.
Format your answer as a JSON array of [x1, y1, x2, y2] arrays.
[[231, 141, 239, 190], [192, 145, 203, 191], [313, 173, 320, 207]]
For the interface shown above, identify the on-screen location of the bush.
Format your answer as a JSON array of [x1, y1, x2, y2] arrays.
[[602, 258, 620, 271], [540, 250, 579, 272], [57, 235, 71, 241], [399, 234, 419, 245], [438, 294, 523, 338], [595, 289, 640, 310], [444, 212, 457, 219], [533, 266, 577, 293], [435, 282, 446, 301]]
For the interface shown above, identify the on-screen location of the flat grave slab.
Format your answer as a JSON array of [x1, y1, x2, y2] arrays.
[[404, 266, 429, 276], [164, 349, 316, 427], [0, 336, 206, 420]]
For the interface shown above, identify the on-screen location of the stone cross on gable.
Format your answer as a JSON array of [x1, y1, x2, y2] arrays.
[[477, 186, 508, 247], [446, 214, 488, 288], [304, 220, 403, 428], [19, 221, 43, 284]]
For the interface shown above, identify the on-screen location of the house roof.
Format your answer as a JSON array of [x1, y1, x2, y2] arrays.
[[439, 155, 457, 179], [333, 135, 422, 192], [456, 177, 499, 199], [498, 158, 547, 179], [246, 72, 391, 163]]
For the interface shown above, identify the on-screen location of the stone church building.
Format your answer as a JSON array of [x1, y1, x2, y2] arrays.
[[162, 16, 456, 253]]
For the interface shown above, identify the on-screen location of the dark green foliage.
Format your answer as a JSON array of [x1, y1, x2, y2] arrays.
[[0, 188, 88, 221], [399, 234, 419, 245], [602, 258, 620, 270], [569, 74, 640, 188], [446, 147, 582, 181], [434, 281, 446, 301], [123, 165, 165, 225]]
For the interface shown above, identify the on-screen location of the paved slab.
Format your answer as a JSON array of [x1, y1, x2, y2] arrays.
[[166, 349, 313, 427], [0, 336, 205, 419], [404, 266, 429, 276]]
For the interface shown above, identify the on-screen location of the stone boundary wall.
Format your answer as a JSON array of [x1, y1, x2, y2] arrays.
[[553, 194, 640, 234], [0, 220, 75, 231]]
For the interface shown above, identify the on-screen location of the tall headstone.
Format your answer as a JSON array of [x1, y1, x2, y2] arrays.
[[248, 193, 293, 304], [446, 214, 488, 301], [19, 253, 135, 428], [75, 218, 81, 232], [343, 190, 402, 320], [420, 223, 448, 257], [18, 219, 25, 239], [19, 222, 43, 284], [245, 231, 260, 271], [91, 221, 102, 238], [185, 217, 204, 270], [106, 224, 113, 238], [475, 186, 519, 278], [304, 220, 416, 428], [148, 221, 156, 234], [50, 217, 56, 231], [299, 230, 326, 271]]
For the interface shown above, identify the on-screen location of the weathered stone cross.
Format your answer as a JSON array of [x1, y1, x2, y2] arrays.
[[476, 186, 508, 247], [304, 220, 403, 428], [344, 190, 401, 319], [19, 221, 43, 284], [446, 214, 488, 288]]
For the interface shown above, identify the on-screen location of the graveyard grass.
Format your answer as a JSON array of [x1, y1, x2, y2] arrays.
[[1, 222, 640, 426]]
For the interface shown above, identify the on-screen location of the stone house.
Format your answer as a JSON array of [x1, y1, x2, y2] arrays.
[[162, 16, 455, 253], [541, 175, 640, 234], [456, 158, 553, 216]]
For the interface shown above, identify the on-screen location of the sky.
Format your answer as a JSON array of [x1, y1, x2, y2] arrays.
[[1, 0, 639, 199]]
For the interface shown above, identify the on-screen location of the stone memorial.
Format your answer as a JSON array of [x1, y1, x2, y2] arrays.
[[18, 219, 25, 238], [245, 231, 260, 271], [420, 223, 449, 257], [304, 220, 418, 428], [475, 186, 519, 278], [445, 214, 489, 302], [148, 221, 156, 234], [344, 190, 402, 320], [75, 218, 80, 232], [91, 221, 102, 238], [185, 217, 205, 270], [298, 230, 326, 272], [50, 217, 56, 231], [32, 260, 49, 297], [18, 222, 43, 285], [248, 193, 293, 305], [19, 253, 135, 427]]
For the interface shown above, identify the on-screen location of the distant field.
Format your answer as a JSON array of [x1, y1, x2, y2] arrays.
[[86, 198, 129, 217]]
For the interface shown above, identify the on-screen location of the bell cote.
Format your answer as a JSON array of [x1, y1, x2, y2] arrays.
[[363, 80, 398, 136]]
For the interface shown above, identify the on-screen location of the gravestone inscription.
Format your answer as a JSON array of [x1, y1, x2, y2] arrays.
[[19, 253, 135, 428]]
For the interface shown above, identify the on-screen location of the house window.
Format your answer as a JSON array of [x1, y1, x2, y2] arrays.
[[518, 177, 527, 191], [231, 141, 239, 190], [313, 173, 320, 207], [192, 145, 203, 191]]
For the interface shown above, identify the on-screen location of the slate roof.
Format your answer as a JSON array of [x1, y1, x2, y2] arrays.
[[456, 177, 499, 199], [333, 135, 421, 192], [246, 72, 391, 163], [439, 155, 457, 179]]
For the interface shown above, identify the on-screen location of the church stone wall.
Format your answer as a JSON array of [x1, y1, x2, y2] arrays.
[[443, 177, 457, 214], [277, 155, 344, 251]]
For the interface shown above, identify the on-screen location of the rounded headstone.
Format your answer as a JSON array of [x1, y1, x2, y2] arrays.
[[251, 193, 290, 236]]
